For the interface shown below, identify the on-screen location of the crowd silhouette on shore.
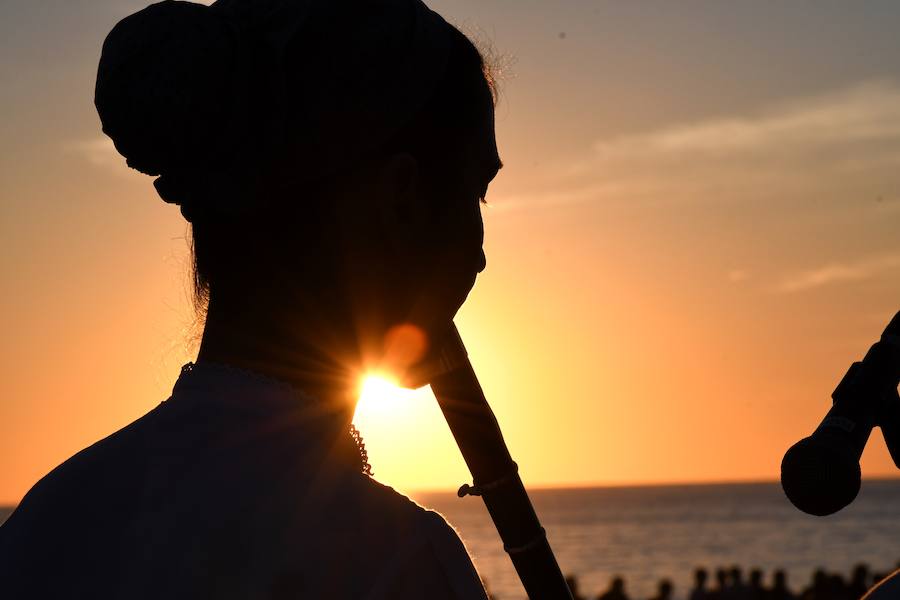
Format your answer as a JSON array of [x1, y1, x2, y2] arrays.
[[489, 562, 899, 600]]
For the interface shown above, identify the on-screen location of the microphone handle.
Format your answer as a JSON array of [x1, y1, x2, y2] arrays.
[[875, 311, 900, 467], [825, 313, 900, 444], [817, 361, 876, 458], [429, 324, 573, 600]]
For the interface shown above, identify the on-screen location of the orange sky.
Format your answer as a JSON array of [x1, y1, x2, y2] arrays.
[[2, 1, 900, 505]]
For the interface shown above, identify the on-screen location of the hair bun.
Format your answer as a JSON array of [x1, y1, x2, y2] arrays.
[[95, 1, 237, 177]]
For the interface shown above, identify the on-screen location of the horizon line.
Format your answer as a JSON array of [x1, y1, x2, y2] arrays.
[[407, 474, 900, 496]]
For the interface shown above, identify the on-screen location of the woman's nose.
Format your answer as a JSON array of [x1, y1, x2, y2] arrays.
[[478, 249, 487, 273]]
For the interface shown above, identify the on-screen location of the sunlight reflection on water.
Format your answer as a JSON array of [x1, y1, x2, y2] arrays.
[[414, 480, 900, 600]]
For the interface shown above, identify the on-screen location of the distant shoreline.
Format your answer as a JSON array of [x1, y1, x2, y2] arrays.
[[408, 475, 900, 497]]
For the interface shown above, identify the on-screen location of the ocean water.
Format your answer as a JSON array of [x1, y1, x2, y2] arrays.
[[413, 480, 900, 600], [3, 480, 899, 599]]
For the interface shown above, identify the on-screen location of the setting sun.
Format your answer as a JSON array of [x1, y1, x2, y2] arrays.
[[353, 374, 417, 426], [350, 373, 469, 491]]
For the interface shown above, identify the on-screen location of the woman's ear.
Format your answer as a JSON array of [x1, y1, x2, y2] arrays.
[[381, 153, 419, 219], [330, 152, 424, 260], [375, 152, 424, 245]]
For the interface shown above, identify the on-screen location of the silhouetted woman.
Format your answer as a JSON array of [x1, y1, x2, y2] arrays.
[[0, 0, 501, 598]]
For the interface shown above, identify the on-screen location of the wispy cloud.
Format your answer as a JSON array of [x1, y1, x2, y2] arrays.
[[61, 137, 137, 178], [775, 254, 900, 293], [62, 137, 125, 169], [498, 80, 900, 213], [590, 80, 900, 160], [727, 269, 750, 284]]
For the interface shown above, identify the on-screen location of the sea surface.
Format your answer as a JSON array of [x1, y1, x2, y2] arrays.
[[3, 480, 899, 600], [413, 480, 900, 600]]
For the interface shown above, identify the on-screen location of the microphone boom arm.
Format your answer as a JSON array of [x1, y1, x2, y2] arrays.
[[831, 312, 900, 462]]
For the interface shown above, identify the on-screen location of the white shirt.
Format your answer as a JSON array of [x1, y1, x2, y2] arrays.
[[863, 570, 900, 600], [0, 362, 489, 599]]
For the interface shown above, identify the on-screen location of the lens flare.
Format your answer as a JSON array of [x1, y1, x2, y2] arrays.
[[383, 323, 428, 369]]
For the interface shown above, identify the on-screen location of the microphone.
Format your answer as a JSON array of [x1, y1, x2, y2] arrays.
[[781, 311, 900, 516]]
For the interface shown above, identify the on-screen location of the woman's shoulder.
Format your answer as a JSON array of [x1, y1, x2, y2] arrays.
[[5, 403, 164, 524], [864, 570, 900, 600], [309, 473, 462, 550], [350, 477, 474, 552], [272, 474, 489, 599]]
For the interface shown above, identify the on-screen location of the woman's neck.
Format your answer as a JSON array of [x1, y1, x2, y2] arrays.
[[196, 294, 360, 412]]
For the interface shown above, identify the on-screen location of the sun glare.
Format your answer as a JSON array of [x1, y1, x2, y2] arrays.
[[353, 374, 418, 428]]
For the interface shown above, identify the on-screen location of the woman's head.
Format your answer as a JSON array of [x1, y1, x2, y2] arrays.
[[96, 0, 500, 379]]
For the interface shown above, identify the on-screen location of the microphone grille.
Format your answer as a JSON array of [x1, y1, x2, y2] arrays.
[[781, 435, 861, 516]]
